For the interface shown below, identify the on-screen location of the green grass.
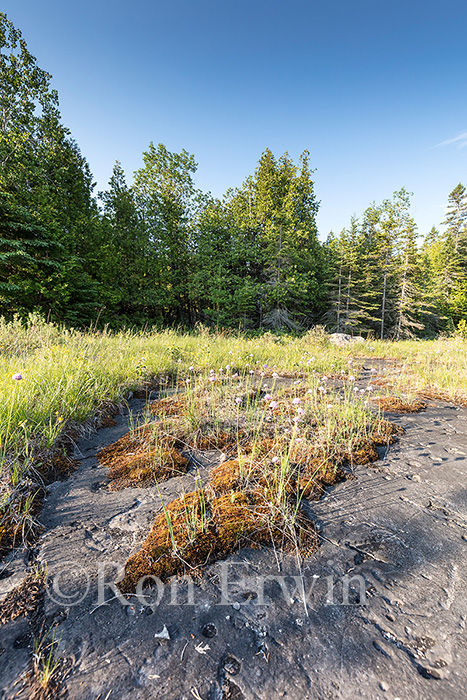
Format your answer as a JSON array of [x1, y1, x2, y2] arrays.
[[1, 314, 466, 560]]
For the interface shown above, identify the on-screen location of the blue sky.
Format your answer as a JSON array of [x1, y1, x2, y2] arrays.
[[2, 0, 467, 239]]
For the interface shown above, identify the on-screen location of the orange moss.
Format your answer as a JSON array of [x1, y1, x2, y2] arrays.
[[149, 395, 188, 417], [417, 387, 467, 407], [210, 460, 243, 493], [37, 452, 78, 481], [115, 376, 406, 591], [295, 458, 345, 498], [0, 571, 45, 625], [189, 429, 238, 451], [372, 396, 426, 413], [98, 424, 189, 489], [118, 478, 318, 593], [343, 440, 380, 465]]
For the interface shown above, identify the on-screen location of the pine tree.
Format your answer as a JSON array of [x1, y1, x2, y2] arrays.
[[393, 218, 424, 339], [442, 183, 467, 253], [0, 12, 100, 325], [99, 161, 150, 323], [226, 149, 323, 330]]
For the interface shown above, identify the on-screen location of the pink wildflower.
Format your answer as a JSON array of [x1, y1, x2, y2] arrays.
[[12, 373, 22, 381], [269, 401, 278, 409]]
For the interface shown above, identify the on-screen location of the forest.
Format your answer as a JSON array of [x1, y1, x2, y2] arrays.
[[1, 13, 466, 338]]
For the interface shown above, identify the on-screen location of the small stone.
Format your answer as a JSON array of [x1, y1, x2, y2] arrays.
[[386, 613, 395, 622], [232, 602, 241, 611], [380, 681, 389, 691], [418, 665, 444, 680], [411, 474, 421, 482], [154, 625, 170, 640]]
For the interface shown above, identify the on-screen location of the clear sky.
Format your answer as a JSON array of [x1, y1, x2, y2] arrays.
[[2, 0, 467, 239]]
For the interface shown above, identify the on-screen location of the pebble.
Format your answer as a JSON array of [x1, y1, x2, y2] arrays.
[[154, 625, 170, 640], [419, 666, 444, 680], [232, 602, 241, 611], [380, 681, 389, 691]]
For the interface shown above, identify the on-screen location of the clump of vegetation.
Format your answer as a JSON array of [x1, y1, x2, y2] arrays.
[[371, 396, 427, 413], [30, 626, 64, 699], [97, 419, 190, 489], [118, 465, 319, 593], [0, 313, 466, 564], [116, 373, 401, 591]]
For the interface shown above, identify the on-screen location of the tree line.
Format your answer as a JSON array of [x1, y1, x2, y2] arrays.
[[1, 13, 466, 337]]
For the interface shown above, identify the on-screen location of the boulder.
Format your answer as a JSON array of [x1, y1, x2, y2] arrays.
[[329, 333, 365, 347]]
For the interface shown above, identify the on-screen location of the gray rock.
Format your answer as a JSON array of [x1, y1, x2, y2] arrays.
[[329, 333, 365, 346]]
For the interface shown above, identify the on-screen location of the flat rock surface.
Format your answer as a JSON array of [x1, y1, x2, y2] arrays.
[[1, 373, 467, 700]]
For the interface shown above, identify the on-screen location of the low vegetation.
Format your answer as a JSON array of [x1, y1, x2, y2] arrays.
[[0, 315, 466, 568]]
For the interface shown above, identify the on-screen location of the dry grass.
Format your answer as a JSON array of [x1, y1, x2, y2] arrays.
[[0, 568, 45, 626]]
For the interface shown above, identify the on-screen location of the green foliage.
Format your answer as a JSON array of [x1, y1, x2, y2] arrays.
[[0, 12, 100, 325], [2, 11, 467, 336]]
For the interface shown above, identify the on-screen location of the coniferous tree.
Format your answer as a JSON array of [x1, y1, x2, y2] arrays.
[[226, 149, 323, 330], [99, 161, 150, 323], [0, 192, 64, 315], [442, 183, 467, 253], [0, 12, 100, 324]]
